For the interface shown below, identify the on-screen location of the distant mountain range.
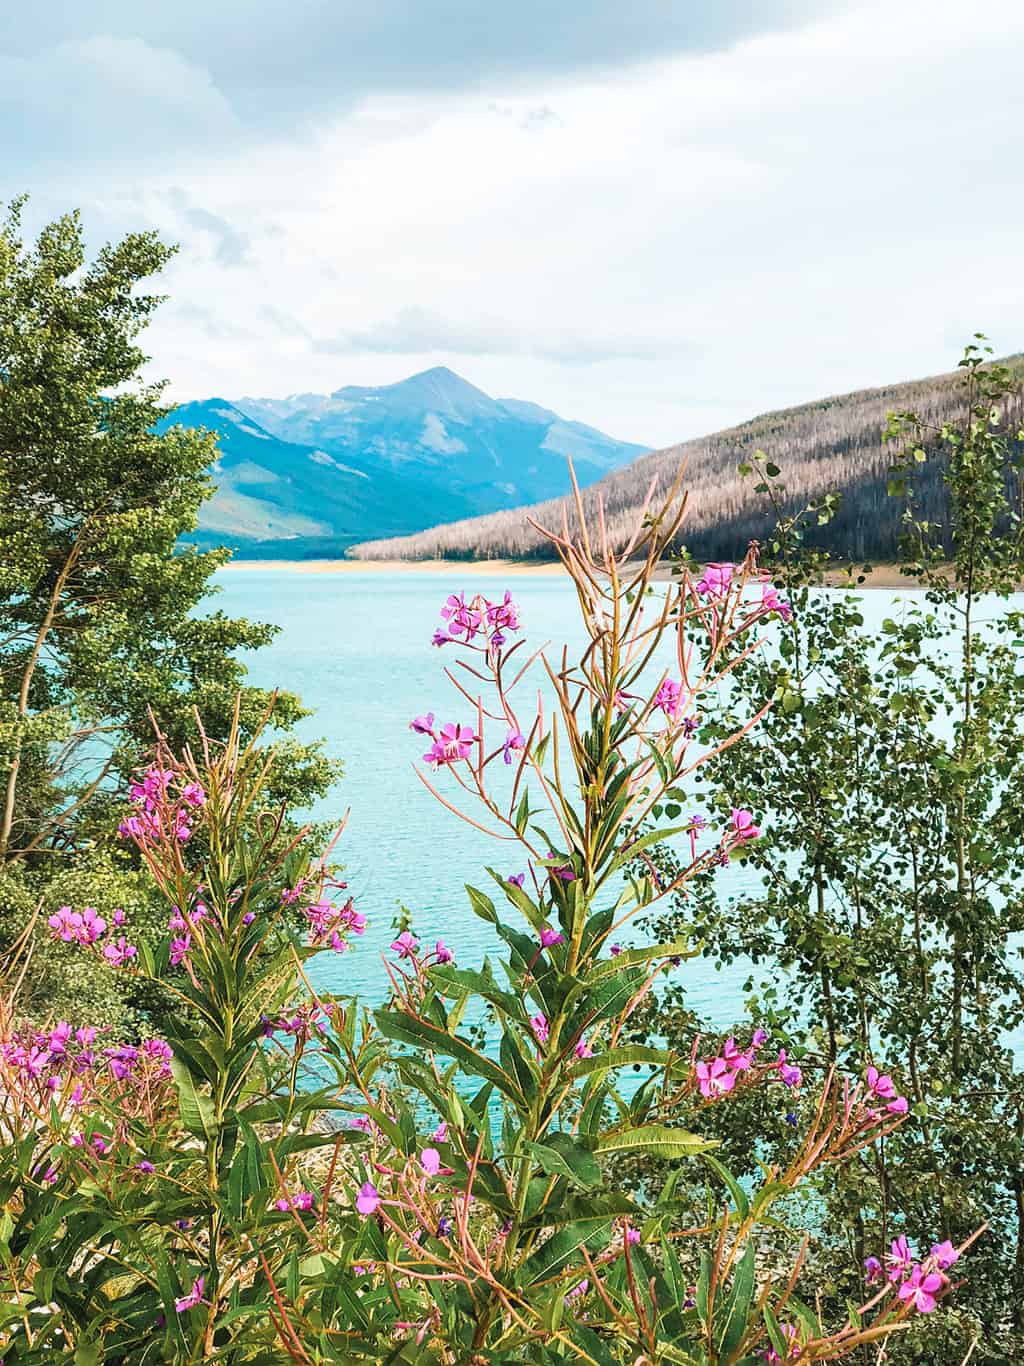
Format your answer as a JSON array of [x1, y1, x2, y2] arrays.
[[167, 367, 647, 556], [350, 357, 1024, 564]]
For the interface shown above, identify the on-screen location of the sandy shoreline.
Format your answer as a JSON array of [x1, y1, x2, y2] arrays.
[[221, 558, 930, 588], [221, 558, 565, 576]]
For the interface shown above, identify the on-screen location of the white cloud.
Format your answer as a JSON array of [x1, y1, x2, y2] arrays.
[[5, 0, 1024, 447]]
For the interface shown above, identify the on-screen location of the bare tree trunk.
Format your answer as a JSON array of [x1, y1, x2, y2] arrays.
[[0, 540, 82, 860]]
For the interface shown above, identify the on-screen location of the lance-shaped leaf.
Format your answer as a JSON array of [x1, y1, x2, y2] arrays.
[[521, 1216, 617, 1284], [375, 1009, 527, 1108], [595, 1124, 716, 1160], [522, 1132, 602, 1189], [170, 1057, 218, 1139]]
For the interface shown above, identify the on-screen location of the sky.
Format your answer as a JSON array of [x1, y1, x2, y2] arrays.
[[2, 0, 1022, 448]]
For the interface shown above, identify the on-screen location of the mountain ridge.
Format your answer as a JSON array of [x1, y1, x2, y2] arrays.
[[162, 368, 646, 554], [348, 356, 1024, 564]]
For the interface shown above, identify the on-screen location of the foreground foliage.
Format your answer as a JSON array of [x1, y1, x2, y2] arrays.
[[0, 483, 974, 1363], [0, 199, 335, 1030], [634, 341, 1024, 1361]]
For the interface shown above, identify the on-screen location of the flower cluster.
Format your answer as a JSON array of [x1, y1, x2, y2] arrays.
[[432, 590, 522, 652], [693, 560, 793, 624], [412, 718, 478, 769], [863, 1236, 962, 1315], [47, 904, 138, 967], [694, 1028, 771, 1098], [117, 764, 206, 845], [303, 895, 367, 953]]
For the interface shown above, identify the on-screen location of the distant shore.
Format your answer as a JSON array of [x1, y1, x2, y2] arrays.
[[222, 557, 937, 588]]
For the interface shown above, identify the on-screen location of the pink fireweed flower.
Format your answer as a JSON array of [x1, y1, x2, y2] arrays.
[[898, 1265, 948, 1314], [409, 712, 435, 735], [503, 729, 526, 764], [730, 808, 762, 842], [696, 1056, 737, 1099], [180, 782, 206, 808], [423, 722, 477, 767], [47, 1022, 72, 1055], [508, 873, 525, 888], [486, 590, 521, 635], [760, 1322, 801, 1363], [625, 1226, 641, 1245], [752, 1027, 768, 1047], [863, 1256, 882, 1284], [77, 907, 107, 944], [776, 1050, 802, 1088], [886, 1234, 914, 1282], [174, 1276, 205, 1314], [695, 562, 734, 597], [930, 1240, 960, 1270], [531, 1013, 550, 1046], [546, 852, 576, 882], [47, 906, 79, 942], [111, 908, 126, 927], [169, 934, 192, 967], [887, 1095, 909, 1114], [760, 582, 793, 622], [866, 1064, 896, 1100], [722, 1037, 754, 1072], [654, 677, 683, 719], [539, 926, 564, 948], [419, 1148, 453, 1176], [574, 1035, 593, 1059], [433, 1121, 448, 1142], [433, 939, 454, 964], [356, 1181, 381, 1216], [440, 591, 483, 640], [102, 936, 137, 967], [275, 1190, 315, 1213], [565, 1278, 589, 1303], [390, 930, 419, 959]]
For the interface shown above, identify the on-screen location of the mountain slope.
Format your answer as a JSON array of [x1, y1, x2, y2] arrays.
[[161, 399, 481, 554], [235, 366, 647, 516], [349, 358, 1024, 563]]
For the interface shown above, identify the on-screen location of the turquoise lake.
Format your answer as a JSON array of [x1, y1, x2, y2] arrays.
[[210, 568, 986, 1032]]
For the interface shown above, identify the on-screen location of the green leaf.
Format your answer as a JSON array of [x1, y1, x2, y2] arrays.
[[595, 1124, 716, 1160], [568, 1044, 672, 1082], [375, 1009, 527, 1107], [521, 1217, 616, 1284], [170, 1057, 218, 1139], [522, 1133, 602, 1188]]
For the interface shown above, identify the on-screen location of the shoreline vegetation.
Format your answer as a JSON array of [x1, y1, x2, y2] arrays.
[[222, 557, 965, 589]]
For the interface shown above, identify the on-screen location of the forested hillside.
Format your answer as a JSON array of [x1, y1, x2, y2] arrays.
[[351, 357, 1024, 562]]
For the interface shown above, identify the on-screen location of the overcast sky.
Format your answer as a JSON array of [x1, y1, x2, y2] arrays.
[[2, 0, 1022, 447]]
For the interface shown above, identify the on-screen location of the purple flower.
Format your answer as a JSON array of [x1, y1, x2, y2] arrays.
[[752, 1027, 768, 1047], [546, 852, 576, 882], [170, 934, 192, 967], [437, 1216, 454, 1238], [508, 873, 525, 888], [531, 1013, 550, 1046], [654, 677, 683, 720], [137, 1160, 156, 1174], [863, 1256, 882, 1284], [928, 1239, 958, 1269], [886, 1234, 914, 1282], [102, 936, 137, 967], [898, 1265, 948, 1314], [539, 926, 564, 948], [503, 729, 526, 765], [356, 1181, 381, 1216], [609, 943, 622, 956], [276, 1190, 315, 1213], [423, 722, 476, 767], [410, 713, 435, 735], [695, 562, 734, 597], [776, 1050, 802, 1089], [174, 1276, 205, 1314], [730, 808, 762, 842], [390, 930, 419, 959], [433, 939, 454, 964]]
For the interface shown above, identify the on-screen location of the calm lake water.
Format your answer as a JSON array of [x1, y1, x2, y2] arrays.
[[210, 568, 986, 1031]]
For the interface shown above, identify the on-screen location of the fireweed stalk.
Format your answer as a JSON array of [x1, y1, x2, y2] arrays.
[[0, 700, 378, 1364], [0, 478, 982, 1364], [326, 467, 979, 1363]]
